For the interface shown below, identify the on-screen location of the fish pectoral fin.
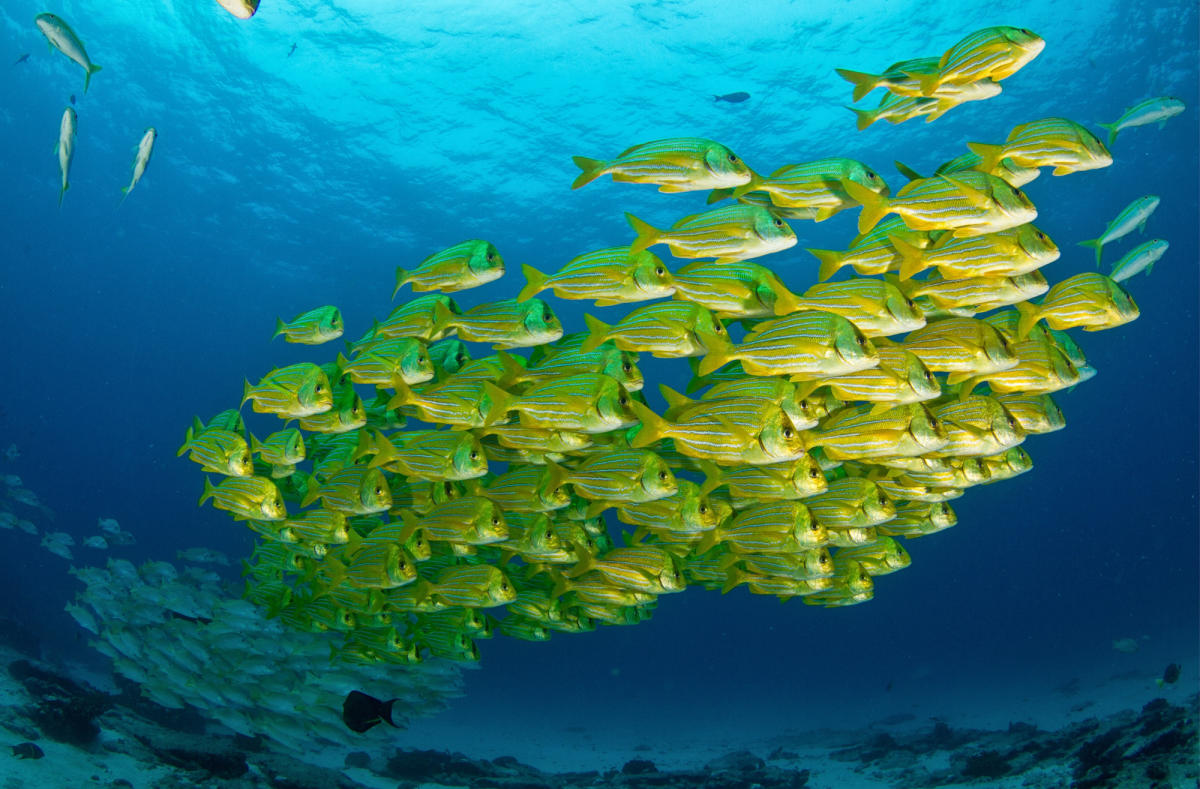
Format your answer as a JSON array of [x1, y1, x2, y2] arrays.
[[937, 174, 991, 208], [945, 418, 988, 438]]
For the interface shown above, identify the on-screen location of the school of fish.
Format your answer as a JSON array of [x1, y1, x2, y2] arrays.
[[173, 24, 1178, 667]]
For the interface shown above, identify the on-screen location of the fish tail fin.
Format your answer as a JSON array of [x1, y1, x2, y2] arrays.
[[580, 313, 611, 353], [385, 379, 414, 412], [84, 63, 101, 93], [517, 263, 548, 302], [659, 384, 693, 419], [300, 480, 322, 508], [848, 106, 876, 131], [58, 182, 67, 207], [629, 401, 670, 448], [240, 379, 254, 407], [1077, 238, 1103, 266], [1097, 121, 1119, 147], [695, 337, 734, 377], [625, 212, 661, 255], [773, 285, 804, 316], [965, 141, 1004, 174], [807, 248, 845, 283], [564, 549, 595, 578], [550, 574, 572, 600], [249, 433, 263, 455], [570, 155, 607, 189], [707, 187, 734, 204], [1015, 301, 1041, 340], [912, 69, 940, 97], [198, 477, 216, 507], [271, 317, 287, 341], [834, 68, 879, 103], [354, 427, 379, 463], [842, 179, 888, 235], [889, 235, 926, 281], [697, 459, 724, 496], [894, 160, 924, 182], [118, 186, 130, 208], [481, 381, 514, 427], [391, 268, 407, 299], [176, 426, 194, 457], [721, 568, 747, 594]]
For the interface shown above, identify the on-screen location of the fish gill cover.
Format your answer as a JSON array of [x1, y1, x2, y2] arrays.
[[1, 0, 1197, 757]]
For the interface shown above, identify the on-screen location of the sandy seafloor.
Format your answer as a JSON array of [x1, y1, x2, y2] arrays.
[[1, 633, 1196, 789]]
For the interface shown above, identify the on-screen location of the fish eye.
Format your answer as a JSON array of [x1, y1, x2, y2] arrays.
[[866, 170, 877, 180], [374, 486, 383, 495], [810, 522, 820, 531], [415, 537, 425, 547], [543, 311, 553, 322], [878, 493, 887, 506], [486, 251, 496, 261], [470, 451, 479, 460], [491, 516, 500, 525], [500, 582, 509, 591], [857, 336, 867, 348], [1037, 231, 1047, 241], [545, 529, 554, 539], [315, 384, 324, 392], [655, 267, 665, 276], [728, 153, 739, 163], [699, 504, 707, 514], [929, 417, 940, 430], [622, 362, 632, 372], [398, 560, 407, 570], [1020, 28, 1032, 34], [783, 427, 794, 438], [658, 471, 668, 480], [809, 467, 821, 479], [906, 299, 917, 310], [773, 218, 784, 227], [418, 355, 426, 363], [714, 323, 725, 333], [1007, 416, 1017, 429]]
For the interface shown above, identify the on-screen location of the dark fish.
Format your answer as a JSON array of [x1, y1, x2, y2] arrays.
[[1159, 663, 1181, 686], [13, 53, 30, 65], [167, 610, 213, 625], [287, 43, 297, 57], [69, 94, 76, 105], [714, 91, 750, 103], [11, 742, 43, 759], [342, 690, 400, 733]]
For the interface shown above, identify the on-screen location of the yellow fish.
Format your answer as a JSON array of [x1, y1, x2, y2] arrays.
[[518, 247, 674, 305], [967, 117, 1112, 176], [1016, 273, 1139, 338], [846, 172, 1037, 238], [393, 240, 505, 295], [627, 205, 796, 263], [572, 137, 753, 192]]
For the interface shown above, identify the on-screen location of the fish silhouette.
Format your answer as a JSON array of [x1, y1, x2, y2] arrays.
[[13, 53, 30, 65], [342, 690, 400, 733], [714, 91, 750, 103]]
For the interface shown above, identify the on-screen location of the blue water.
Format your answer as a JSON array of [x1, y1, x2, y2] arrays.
[[1, 0, 1196, 767]]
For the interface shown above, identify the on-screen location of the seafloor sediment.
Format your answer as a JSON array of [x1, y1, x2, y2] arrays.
[[0, 628, 1195, 789]]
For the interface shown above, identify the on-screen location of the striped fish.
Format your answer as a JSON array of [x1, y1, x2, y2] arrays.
[[339, 541, 416, 589], [726, 570, 835, 598], [393, 239, 505, 296], [902, 271, 1048, 313], [487, 373, 637, 434], [959, 338, 1080, 396], [981, 447, 1033, 483], [570, 547, 685, 595], [700, 500, 827, 554], [337, 339, 433, 386], [835, 57, 941, 101], [931, 151, 1039, 188], [930, 395, 1025, 458], [297, 391, 367, 434], [616, 480, 721, 535], [301, 466, 390, 514], [1077, 196, 1160, 264], [698, 310, 877, 378], [994, 393, 1065, 434], [968, 117, 1112, 176], [792, 278, 925, 337], [892, 317, 1016, 382], [807, 402, 948, 460], [632, 398, 807, 466], [917, 26, 1045, 95], [890, 223, 1058, 281], [241, 363, 333, 418], [520, 338, 644, 392], [835, 537, 911, 575], [713, 157, 889, 217], [878, 501, 957, 538], [702, 456, 827, 502], [849, 80, 1000, 130], [672, 260, 803, 319], [362, 294, 460, 344], [556, 450, 676, 504], [199, 475, 285, 520], [626, 205, 796, 263], [807, 216, 938, 282], [552, 572, 654, 606], [428, 565, 515, 608], [387, 379, 505, 428], [733, 549, 834, 581], [805, 477, 895, 529], [583, 301, 726, 358], [809, 343, 940, 408], [727, 191, 820, 220], [250, 429, 305, 466], [479, 424, 593, 454], [272, 305, 343, 345], [410, 497, 507, 545], [891, 456, 990, 488], [698, 377, 832, 429], [1110, 239, 1169, 283], [571, 137, 753, 192], [518, 247, 675, 305], [496, 513, 573, 563], [1015, 273, 1139, 338], [178, 427, 252, 476], [283, 508, 348, 544], [845, 171, 1037, 237], [371, 429, 488, 480], [436, 298, 562, 349], [481, 465, 570, 513], [1098, 96, 1186, 146]]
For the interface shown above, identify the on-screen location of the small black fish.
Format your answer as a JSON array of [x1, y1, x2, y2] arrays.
[[714, 91, 750, 103], [1158, 663, 1181, 686], [69, 94, 76, 106], [11, 742, 43, 759], [13, 53, 30, 65], [342, 690, 400, 733], [287, 43, 297, 58]]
